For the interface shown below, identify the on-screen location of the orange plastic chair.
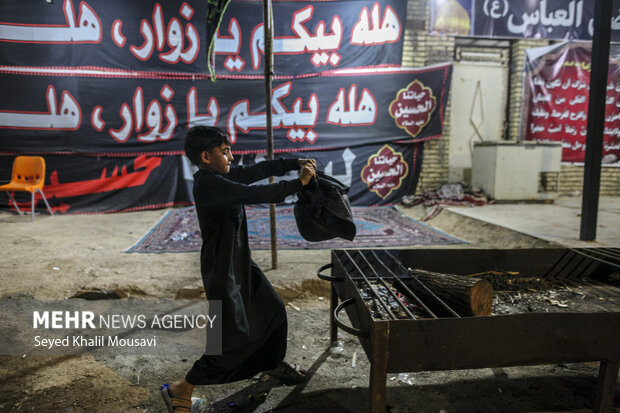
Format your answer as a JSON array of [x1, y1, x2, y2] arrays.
[[0, 156, 54, 221]]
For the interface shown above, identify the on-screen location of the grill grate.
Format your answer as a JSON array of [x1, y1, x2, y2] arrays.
[[334, 249, 461, 320], [333, 248, 620, 321]]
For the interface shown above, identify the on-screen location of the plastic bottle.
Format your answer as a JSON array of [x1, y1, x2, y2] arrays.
[[398, 373, 415, 385], [191, 397, 211, 412], [329, 339, 344, 354]]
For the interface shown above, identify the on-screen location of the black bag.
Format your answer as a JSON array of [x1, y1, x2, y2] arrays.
[[294, 171, 356, 242]]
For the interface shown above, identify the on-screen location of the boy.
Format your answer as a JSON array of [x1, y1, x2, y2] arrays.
[[162, 126, 316, 412]]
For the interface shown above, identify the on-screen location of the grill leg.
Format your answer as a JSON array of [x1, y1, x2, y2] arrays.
[[594, 360, 619, 413], [330, 283, 338, 343], [370, 322, 388, 413]]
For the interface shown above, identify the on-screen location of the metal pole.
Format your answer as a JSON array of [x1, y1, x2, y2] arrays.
[[263, 0, 277, 268], [580, 0, 613, 241]]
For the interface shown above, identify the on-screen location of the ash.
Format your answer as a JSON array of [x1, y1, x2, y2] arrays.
[[475, 270, 619, 314], [356, 280, 426, 320], [492, 283, 620, 314], [356, 272, 620, 318], [494, 288, 578, 314]]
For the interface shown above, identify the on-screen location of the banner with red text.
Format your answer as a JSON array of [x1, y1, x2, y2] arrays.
[[0, 0, 406, 76], [0, 65, 452, 155], [523, 42, 620, 163]]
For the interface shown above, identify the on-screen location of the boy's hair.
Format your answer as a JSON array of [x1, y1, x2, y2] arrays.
[[184, 126, 231, 166]]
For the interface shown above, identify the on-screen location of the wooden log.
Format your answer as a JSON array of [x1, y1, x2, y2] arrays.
[[402, 269, 493, 317]]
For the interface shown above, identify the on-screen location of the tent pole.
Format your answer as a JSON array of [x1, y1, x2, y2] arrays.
[[263, 0, 277, 268], [580, 0, 612, 241]]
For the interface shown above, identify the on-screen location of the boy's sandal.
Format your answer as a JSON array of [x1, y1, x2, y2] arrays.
[[161, 384, 192, 412], [265, 361, 308, 384]]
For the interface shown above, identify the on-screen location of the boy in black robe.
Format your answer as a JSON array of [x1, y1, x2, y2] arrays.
[[161, 126, 316, 412]]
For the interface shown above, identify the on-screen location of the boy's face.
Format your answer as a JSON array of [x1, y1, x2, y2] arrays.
[[202, 142, 233, 174]]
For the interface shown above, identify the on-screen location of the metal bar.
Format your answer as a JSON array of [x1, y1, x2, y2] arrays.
[[543, 250, 576, 281], [383, 251, 461, 318], [369, 250, 438, 319], [597, 248, 620, 259], [357, 251, 416, 319], [330, 282, 338, 343], [584, 248, 620, 263], [388, 311, 620, 372], [580, 0, 613, 241], [343, 250, 397, 320], [567, 254, 594, 280], [569, 248, 620, 271], [578, 259, 603, 281], [502, 39, 514, 140], [545, 251, 584, 282], [37, 188, 54, 216], [263, 0, 277, 269], [6, 192, 23, 215]]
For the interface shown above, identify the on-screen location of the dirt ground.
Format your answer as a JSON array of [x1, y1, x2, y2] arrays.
[[0, 204, 618, 412]]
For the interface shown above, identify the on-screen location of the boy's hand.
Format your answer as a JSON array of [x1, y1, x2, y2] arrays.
[[297, 158, 316, 169], [299, 161, 316, 186]]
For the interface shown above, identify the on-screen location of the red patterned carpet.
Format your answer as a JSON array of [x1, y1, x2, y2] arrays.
[[127, 206, 465, 253]]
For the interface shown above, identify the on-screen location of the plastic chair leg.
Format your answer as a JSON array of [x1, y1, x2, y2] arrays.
[[6, 192, 24, 216], [37, 189, 54, 217], [31, 192, 35, 222]]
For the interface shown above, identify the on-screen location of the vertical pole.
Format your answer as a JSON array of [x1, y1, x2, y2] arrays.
[[580, 0, 613, 241], [369, 322, 388, 413], [594, 360, 619, 412], [330, 282, 338, 343], [263, 0, 277, 268]]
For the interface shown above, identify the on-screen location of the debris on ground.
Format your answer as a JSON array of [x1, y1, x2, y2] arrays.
[[401, 182, 492, 220]]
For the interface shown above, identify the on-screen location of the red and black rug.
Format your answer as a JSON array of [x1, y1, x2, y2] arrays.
[[127, 206, 465, 253]]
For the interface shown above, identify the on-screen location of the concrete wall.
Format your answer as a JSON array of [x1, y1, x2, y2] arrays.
[[402, 0, 620, 196]]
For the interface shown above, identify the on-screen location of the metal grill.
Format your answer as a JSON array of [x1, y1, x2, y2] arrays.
[[318, 247, 620, 413]]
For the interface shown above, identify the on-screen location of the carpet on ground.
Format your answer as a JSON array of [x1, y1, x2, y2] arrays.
[[126, 206, 465, 253]]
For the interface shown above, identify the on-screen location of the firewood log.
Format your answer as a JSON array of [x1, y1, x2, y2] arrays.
[[402, 268, 494, 317]]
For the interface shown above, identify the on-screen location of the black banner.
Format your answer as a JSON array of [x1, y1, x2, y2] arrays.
[[0, 0, 207, 72], [0, 141, 421, 213], [471, 0, 620, 41], [229, 142, 423, 206], [0, 0, 406, 75], [0, 65, 452, 155], [212, 0, 405, 75], [0, 154, 193, 214]]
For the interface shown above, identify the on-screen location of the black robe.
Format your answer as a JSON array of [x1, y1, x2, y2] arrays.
[[185, 159, 302, 385]]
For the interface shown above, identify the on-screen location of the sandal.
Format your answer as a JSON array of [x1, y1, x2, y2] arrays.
[[161, 383, 192, 412], [265, 361, 308, 384]]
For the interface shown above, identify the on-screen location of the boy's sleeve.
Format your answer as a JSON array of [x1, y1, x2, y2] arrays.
[[197, 173, 303, 207], [227, 158, 299, 184]]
